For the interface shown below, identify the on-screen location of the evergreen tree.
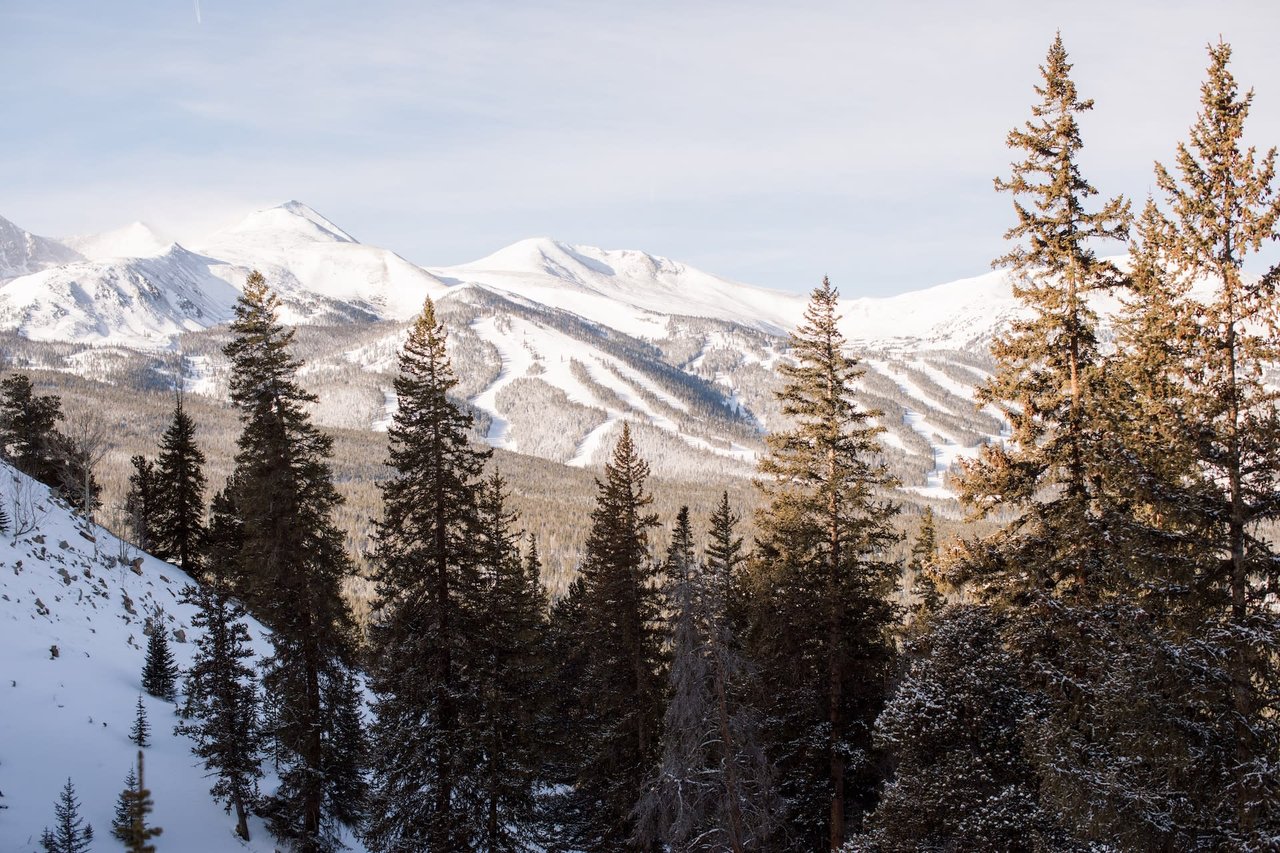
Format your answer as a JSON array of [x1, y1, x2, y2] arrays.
[[474, 470, 550, 851], [124, 455, 158, 553], [40, 778, 92, 853], [176, 582, 263, 841], [222, 271, 365, 852], [112, 766, 137, 843], [363, 297, 490, 853], [141, 623, 179, 702], [636, 507, 778, 852], [119, 751, 162, 853], [907, 507, 941, 618], [705, 491, 747, 638], [748, 277, 901, 850], [0, 373, 64, 486], [855, 607, 1054, 852], [130, 694, 150, 748], [567, 422, 664, 851], [151, 394, 207, 572], [1110, 40, 1280, 842], [203, 485, 246, 594], [953, 33, 1130, 600]]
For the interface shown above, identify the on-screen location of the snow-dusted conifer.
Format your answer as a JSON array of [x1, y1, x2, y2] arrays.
[[176, 582, 263, 840], [222, 271, 365, 852], [749, 277, 900, 849], [363, 297, 490, 852], [140, 624, 178, 702]]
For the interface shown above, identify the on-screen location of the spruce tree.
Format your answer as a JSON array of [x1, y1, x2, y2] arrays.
[[1120, 40, 1280, 841], [363, 297, 490, 853], [222, 271, 365, 852], [907, 507, 941, 617], [567, 422, 664, 851], [141, 623, 178, 702], [749, 277, 901, 850], [474, 469, 550, 851], [41, 778, 92, 853], [0, 373, 64, 486], [130, 694, 150, 748], [151, 394, 207, 572], [112, 766, 138, 843], [953, 33, 1130, 600], [176, 582, 263, 841], [124, 455, 158, 553], [705, 491, 747, 638], [636, 507, 778, 852], [119, 751, 162, 853]]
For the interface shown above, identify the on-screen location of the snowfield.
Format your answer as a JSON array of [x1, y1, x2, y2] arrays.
[[0, 463, 366, 852]]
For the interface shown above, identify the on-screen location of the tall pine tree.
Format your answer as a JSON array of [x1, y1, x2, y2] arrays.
[[363, 297, 490, 852], [952, 32, 1130, 600], [151, 394, 207, 572], [176, 582, 263, 840], [222, 271, 365, 852], [749, 277, 900, 850], [566, 422, 664, 851]]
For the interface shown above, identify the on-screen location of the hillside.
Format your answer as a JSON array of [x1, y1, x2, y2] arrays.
[[0, 462, 366, 851]]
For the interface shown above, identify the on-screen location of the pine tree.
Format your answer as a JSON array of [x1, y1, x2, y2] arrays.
[[130, 694, 150, 748], [1119, 40, 1280, 842], [363, 297, 490, 853], [40, 778, 92, 853], [112, 766, 137, 843], [856, 606, 1055, 851], [749, 277, 901, 850], [151, 394, 207, 572], [141, 623, 179, 702], [952, 33, 1130, 600], [706, 491, 747, 638], [222, 271, 365, 852], [203, 485, 245, 593], [119, 750, 162, 853], [567, 422, 664, 851], [176, 582, 263, 841], [474, 470, 550, 851], [636, 507, 778, 852], [124, 455, 158, 552], [0, 373, 64, 486], [907, 507, 941, 617]]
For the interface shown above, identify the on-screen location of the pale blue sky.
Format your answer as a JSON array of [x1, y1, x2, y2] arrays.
[[3, 1, 1279, 295]]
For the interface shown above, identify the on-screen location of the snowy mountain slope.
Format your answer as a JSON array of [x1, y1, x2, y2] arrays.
[[0, 462, 367, 852], [440, 237, 806, 338], [0, 201, 1024, 491], [196, 201, 452, 323], [0, 216, 83, 281], [0, 244, 241, 348]]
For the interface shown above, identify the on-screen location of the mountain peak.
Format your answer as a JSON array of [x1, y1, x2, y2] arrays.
[[0, 213, 83, 278], [209, 200, 357, 247]]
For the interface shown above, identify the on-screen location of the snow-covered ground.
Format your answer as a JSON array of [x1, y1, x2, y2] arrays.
[[0, 464, 366, 852]]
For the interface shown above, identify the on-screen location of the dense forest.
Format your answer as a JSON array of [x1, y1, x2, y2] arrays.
[[8, 35, 1280, 852]]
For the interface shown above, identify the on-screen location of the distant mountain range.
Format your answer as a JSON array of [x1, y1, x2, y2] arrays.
[[0, 202, 1021, 491]]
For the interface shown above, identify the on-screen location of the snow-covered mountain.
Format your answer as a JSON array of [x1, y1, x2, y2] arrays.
[[0, 461, 367, 851], [0, 202, 1014, 488], [0, 215, 83, 281]]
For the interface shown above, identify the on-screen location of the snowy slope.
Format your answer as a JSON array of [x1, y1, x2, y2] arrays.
[[0, 244, 241, 348], [196, 201, 452, 322], [0, 462, 366, 852], [440, 237, 805, 338]]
